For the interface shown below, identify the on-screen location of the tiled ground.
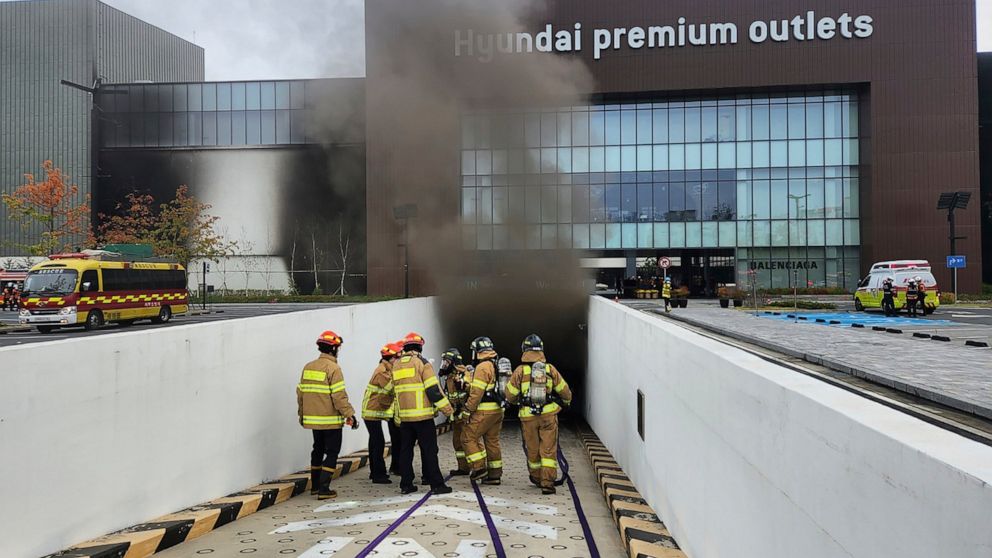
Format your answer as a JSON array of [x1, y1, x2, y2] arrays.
[[156, 424, 624, 557]]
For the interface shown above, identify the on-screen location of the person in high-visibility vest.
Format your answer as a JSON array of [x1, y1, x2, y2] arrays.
[[440, 347, 471, 475], [662, 277, 672, 313], [390, 332, 454, 495], [505, 334, 572, 494], [363, 342, 403, 484], [297, 330, 358, 500], [461, 336, 504, 484]]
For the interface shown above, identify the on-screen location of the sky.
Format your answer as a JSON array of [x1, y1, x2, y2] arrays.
[[5, 0, 992, 80]]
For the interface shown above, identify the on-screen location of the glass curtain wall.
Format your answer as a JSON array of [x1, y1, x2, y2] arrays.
[[460, 92, 861, 288]]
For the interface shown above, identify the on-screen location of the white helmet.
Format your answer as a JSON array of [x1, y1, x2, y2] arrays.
[[914, 276, 922, 282]]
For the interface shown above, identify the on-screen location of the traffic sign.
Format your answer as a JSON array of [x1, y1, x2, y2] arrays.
[[659, 257, 671, 269], [947, 255, 966, 269]]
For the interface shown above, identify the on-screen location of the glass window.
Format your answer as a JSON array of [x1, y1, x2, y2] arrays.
[[636, 145, 652, 172], [276, 82, 290, 109], [260, 110, 275, 144], [173, 112, 187, 145], [700, 144, 717, 169], [605, 111, 621, 144], [718, 221, 736, 247], [823, 102, 842, 138], [753, 141, 770, 167], [652, 108, 668, 143], [476, 188, 492, 225], [202, 112, 217, 145], [462, 151, 477, 174], [717, 106, 735, 141], [771, 220, 789, 246], [605, 147, 621, 172], [202, 83, 216, 111], [557, 113, 572, 147], [806, 139, 824, 166], [653, 145, 669, 171], [669, 222, 686, 248], [826, 219, 843, 244], [654, 222, 669, 247], [605, 184, 622, 222], [572, 112, 589, 146], [620, 146, 637, 171], [685, 107, 701, 142], [173, 84, 188, 111], [843, 178, 859, 218], [753, 220, 771, 246], [807, 179, 825, 218], [573, 224, 590, 248], [752, 180, 770, 219], [276, 110, 290, 143], [187, 112, 202, 146], [215, 83, 231, 110], [232, 111, 247, 145], [588, 223, 605, 249], [788, 140, 806, 166], [291, 81, 305, 109], [736, 181, 752, 220], [589, 111, 605, 145], [621, 184, 637, 222], [509, 188, 526, 223], [752, 105, 769, 140], [558, 185, 572, 223], [737, 221, 752, 247], [654, 183, 670, 221], [770, 180, 789, 219], [787, 104, 804, 138], [806, 102, 823, 138], [187, 84, 202, 111], [142, 114, 157, 146], [573, 185, 590, 222], [770, 141, 788, 167], [769, 105, 787, 139], [701, 182, 719, 220], [232, 83, 246, 110], [158, 114, 172, 145], [843, 139, 859, 165], [246, 111, 261, 144], [541, 187, 557, 223], [670, 182, 687, 218], [620, 110, 636, 145], [844, 101, 858, 137], [589, 147, 605, 172], [462, 189, 477, 224], [541, 148, 556, 173], [217, 112, 232, 145], [260, 82, 276, 109], [685, 144, 701, 169], [807, 220, 826, 245], [701, 107, 717, 142], [824, 139, 843, 165], [245, 82, 260, 110], [636, 110, 652, 144], [525, 113, 541, 147], [736, 105, 751, 141], [621, 223, 637, 248], [542, 113, 557, 146], [668, 107, 685, 143]]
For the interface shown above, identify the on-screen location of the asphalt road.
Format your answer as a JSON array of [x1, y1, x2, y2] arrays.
[[0, 303, 355, 348]]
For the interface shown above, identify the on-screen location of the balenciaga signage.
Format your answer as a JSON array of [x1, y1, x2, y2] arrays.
[[455, 11, 874, 61], [749, 260, 821, 271]]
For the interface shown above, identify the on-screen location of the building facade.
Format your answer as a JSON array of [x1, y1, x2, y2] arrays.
[[0, 0, 202, 255], [365, 0, 982, 295]]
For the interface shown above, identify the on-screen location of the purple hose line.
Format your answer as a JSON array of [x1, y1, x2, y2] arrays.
[[470, 478, 508, 558]]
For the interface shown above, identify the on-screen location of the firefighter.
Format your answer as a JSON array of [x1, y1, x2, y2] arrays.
[[1, 284, 9, 311], [363, 342, 403, 484], [661, 277, 672, 313], [461, 336, 504, 485], [906, 279, 919, 317], [881, 276, 896, 317], [440, 347, 471, 475], [505, 334, 572, 495], [916, 276, 928, 315], [3, 283, 13, 311], [391, 332, 454, 495], [297, 330, 358, 500]]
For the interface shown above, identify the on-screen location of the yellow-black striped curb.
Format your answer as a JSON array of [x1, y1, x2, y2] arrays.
[[579, 431, 687, 558]]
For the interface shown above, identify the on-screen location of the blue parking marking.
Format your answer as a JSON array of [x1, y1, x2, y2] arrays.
[[758, 312, 959, 328]]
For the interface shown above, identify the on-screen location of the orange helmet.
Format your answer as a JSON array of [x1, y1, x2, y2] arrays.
[[380, 342, 402, 358], [401, 332, 425, 348], [316, 330, 343, 347]]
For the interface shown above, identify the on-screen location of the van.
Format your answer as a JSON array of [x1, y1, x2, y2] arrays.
[[854, 260, 939, 314]]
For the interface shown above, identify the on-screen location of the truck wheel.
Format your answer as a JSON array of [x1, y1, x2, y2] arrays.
[[84, 310, 104, 330], [854, 298, 864, 312], [152, 306, 172, 324]]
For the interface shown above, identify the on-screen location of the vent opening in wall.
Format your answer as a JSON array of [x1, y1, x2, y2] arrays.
[[637, 389, 645, 441]]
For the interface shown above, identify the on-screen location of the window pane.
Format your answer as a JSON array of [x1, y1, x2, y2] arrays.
[[260, 82, 276, 109], [653, 145, 669, 170], [573, 224, 590, 248], [605, 111, 621, 144], [477, 188, 492, 224], [187, 112, 202, 146], [669, 107, 685, 143], [636, 110, 652, 144], [572, 112, 589, 146], [753, 141, 770, 167], [276, 82, 290, 109], [718, 106, 735, 141], [736, 105, 751, 140], [669, 222, 686, 248], [806, 102, 823, 138], [685, 107, 701, 142], [824, 102, 842, 138], [158, 114, 172, 145], [261, 110, 276, 144], [173, 112, 187, 145], [202, 83, 216, 111], [772, 220, 789, 246], [769, 105, 787, 139], [787, 104, 804, 138], [621, 146, 637, 171], [701, 106, 717, 142], [685, 143, 701, 169], [788, 140, 806, 166], [217, 112, 232, 145], [232, 83, 246, 110], [824, 139, 843, 165], [291, 81, 306, 109], [589, 111, 605, 145], [654, 222, 669, 247], [187, 84, 202, 111], [590, 223, 605, 248], [652, 108, 668, 143], [541, 187, 557, 223], [753, 180, 770, 219], [276, 110, 290, 143], [558, 113, 572, 147], [843, 178, 859, 218], [654, 183, 670, 221], [826, 219, 843, 244], [245, 82, 260, 110], [542, 113, 557, 146], [752, 105, 769, 140], [173, 84, 188, 111], [770, 141, 788, 167], [216, 83, 231, 110], [462, 188, 477, 224], [202, 112, 217, 145], [246, 111, 261, 143]]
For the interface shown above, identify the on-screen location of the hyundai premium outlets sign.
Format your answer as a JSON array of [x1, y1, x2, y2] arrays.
[[455, 11, 874, 61]]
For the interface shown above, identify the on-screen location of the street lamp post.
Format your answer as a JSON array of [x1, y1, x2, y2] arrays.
[[936, 192, 971, 297]]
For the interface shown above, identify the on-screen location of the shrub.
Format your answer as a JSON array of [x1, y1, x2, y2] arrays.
[[939, 292, 956, 305]]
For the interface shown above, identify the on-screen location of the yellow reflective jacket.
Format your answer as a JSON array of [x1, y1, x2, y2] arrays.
[[505, 350, 572, 420], [390, 351, 453, 422], [465, 350, 503, 415], [362, 359, 395, 420], [297, 353, 356, 430]]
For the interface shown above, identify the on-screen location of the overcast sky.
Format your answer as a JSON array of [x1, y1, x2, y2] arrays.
[[9, 0, 992, 80]]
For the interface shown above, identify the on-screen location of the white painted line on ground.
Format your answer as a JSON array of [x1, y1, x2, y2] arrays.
[[298, 536, 352, 557], [314, 491, 558, 516], [366, 537, 436, 557], [454, 539, 490, 558], [273, 504, 558, 539]]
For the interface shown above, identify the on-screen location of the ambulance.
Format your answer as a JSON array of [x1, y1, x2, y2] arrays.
[[853, 260, 940, 314]]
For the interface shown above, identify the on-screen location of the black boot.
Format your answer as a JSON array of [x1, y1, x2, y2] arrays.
[[449, 469, 469, 476], [432, 484, 453, 495], [310, 467, 320, 495], [317, 470, 336, 500], [401, 484, 418, 495]]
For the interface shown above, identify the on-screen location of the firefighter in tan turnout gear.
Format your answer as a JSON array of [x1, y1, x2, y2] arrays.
[[461, 336, 505, 484], [391, 332, 454, 495], [439, 348, 471, 475], [505, 334, 572, 494], [297, 330, 358, 500], [362, 342, 403, 484]]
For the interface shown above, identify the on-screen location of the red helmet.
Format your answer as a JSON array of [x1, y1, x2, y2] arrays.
[[401, 332, 425, 348], [380, 342, 402, 358], [316, 330, 343, 347]]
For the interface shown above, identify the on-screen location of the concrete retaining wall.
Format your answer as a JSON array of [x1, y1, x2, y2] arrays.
[[0, 298, 444, 558], [586, 297, 992, 558]]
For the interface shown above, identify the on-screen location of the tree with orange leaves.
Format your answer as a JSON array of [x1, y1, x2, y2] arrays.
[[2, 160, 94, 255], [97, 185, 235, 268]]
